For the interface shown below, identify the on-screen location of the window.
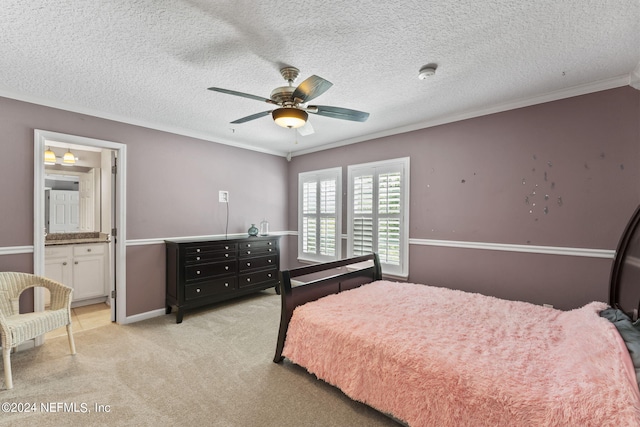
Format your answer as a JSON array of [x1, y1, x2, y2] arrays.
[[348, 158, 409, 277], [298, 168, 342, 262]]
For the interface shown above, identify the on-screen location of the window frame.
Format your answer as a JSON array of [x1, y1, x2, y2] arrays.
[[298, 167, 342, 263], [347, 157, 410, 278]]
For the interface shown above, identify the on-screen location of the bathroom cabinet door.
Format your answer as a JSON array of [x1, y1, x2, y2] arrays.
[[72, 244, 106, 300]]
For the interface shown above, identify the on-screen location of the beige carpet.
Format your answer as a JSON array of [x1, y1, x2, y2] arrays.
[[1, 290, 399, 426]]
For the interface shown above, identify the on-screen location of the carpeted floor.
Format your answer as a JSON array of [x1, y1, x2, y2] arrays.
[[0, 290, 399, 426]]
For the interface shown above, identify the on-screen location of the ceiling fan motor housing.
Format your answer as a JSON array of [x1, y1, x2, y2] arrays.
[[270, 86, 296, 105]]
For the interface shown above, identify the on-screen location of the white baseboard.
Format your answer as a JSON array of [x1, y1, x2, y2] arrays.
[[123, 308, 166, 324]]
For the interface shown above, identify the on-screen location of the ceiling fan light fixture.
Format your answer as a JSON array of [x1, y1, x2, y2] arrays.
[[62, 149, 76, 165], [272, 108, 308, 129], [44, 147, 57, 165]]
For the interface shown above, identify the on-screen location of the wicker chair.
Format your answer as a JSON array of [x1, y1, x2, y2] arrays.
[[0, 272, 76, 389]]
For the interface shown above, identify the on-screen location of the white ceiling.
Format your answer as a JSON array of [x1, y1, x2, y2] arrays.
[[1, 1, 639, 157]]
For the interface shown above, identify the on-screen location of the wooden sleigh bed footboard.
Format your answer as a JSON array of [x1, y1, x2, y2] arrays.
[[273, 253, 382, 363]]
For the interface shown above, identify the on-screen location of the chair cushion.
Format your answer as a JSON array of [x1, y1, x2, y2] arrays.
[[5, 309, 69, 347]]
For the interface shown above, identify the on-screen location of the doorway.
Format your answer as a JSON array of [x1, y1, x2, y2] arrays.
[[34, 130, 127, 336]]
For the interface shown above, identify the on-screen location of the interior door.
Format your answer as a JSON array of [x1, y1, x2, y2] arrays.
[[109, 151, 118, 322]]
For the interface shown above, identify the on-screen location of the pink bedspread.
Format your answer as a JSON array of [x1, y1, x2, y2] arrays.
[[282, 281, 640, 426]]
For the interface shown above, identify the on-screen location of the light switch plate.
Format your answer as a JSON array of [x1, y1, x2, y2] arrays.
[[219, 190, 229, 203]]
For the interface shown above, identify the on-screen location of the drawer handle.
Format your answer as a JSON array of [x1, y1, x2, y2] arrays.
[[196, 256, 201, 261], [75, 261, 78, 265], [247, 262, 251, 267], [196, 249, 201, 253], [225, 266, 229, 270], [268, 273, 272, 278], [225, 282, 229, 287], [268, 242, 272, 246], [268, 249, 272, 252], [247, 251, 251, 255], [196, 270, 201, 275], [87, 248, 92, 252], [62, 262, 67, 266], [246, 278, 251, 282], [225, 246, 229, 250], [247, 244, 251, 248], [268, 259, 272, 263], [225, 253, 229, 258], [196, 288, 201, 293]]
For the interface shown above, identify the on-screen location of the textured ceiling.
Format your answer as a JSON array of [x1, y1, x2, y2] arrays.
[[1, 1, 639, 157]]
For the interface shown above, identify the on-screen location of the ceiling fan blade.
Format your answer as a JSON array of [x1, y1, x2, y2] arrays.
[[208, 87, 277, 105], [292, 75, 333, 103], [309, 105, 370, 122], [230, 110, 272, 124], [297, 120, 314, 136]]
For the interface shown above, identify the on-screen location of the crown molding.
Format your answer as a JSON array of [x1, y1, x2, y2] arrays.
[[1, 73, 632, 159], [291, 74, 631, 157], [0, 89, 285, 157]]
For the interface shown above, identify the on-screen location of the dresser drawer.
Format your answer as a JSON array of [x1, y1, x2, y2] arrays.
[[186, 243, 237, 255], [239, 255, 278, 272], [239, 269, 278, 289], [239, 239, 277, 251], [184, 277, 237, 300], [186, 250, 234, 264], [185, 261, 237, 281], [239, 245, 277, 257]]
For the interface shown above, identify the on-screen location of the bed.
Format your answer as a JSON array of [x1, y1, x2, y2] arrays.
[[273, 206, 640, 426]]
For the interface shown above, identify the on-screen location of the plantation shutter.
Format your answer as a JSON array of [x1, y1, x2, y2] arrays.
[[301, 181, 317, 255], [352, 175, 373, 256], [377, 171, 402, 265], [298, 168, 342, 262], [348, 158, 409, 277], [319, 179, 337, 257]]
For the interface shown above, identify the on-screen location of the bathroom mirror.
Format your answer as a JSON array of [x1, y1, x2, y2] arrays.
[[45, 167, 100, 234]]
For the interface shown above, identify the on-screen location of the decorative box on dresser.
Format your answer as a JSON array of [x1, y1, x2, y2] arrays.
[[165, 235, 280, 323]]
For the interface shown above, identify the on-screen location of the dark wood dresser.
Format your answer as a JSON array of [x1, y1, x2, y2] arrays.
[[165, 235, 280, 323]]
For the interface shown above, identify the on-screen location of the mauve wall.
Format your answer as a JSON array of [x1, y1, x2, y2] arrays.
[[2, 86, 639, 317], [0, 96, 288, 317], [287, 86, 640, 310]]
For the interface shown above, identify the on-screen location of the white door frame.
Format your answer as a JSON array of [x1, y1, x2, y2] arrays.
[[34, 130, 127, 335]]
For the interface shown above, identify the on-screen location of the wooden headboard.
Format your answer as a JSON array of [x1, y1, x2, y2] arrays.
[[273, 253, 382, 363], [609, 204, 640, 321]]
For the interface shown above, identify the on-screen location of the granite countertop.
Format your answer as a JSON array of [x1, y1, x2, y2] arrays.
[[45, 232, 111, 246]]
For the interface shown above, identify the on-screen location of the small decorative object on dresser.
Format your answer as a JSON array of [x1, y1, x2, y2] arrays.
[[259, 218, 269, 236], [247, 224, 259, 236], [165, 236, 280, 323]]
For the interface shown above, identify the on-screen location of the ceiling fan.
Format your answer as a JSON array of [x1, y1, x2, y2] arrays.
[[208, 67, 369, 136]]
